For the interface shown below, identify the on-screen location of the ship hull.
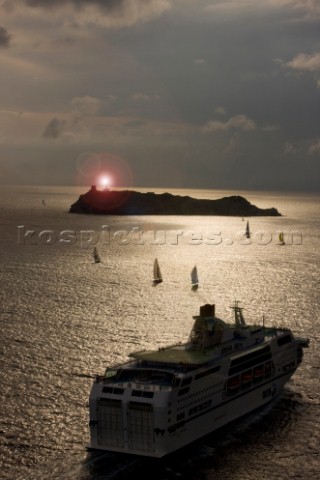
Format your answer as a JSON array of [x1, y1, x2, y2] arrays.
[[88, 370, 294, 458]]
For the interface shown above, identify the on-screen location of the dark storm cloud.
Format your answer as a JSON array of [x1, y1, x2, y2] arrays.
[[25, 0, 118, 8], [23, 0, 163, 12], [0, 26, 11, 47], [42, 118, 65, 138], [1, 0, 319, 191], [22, 0, 171, 27]]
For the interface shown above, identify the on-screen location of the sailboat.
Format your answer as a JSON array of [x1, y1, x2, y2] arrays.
[[93, 247, 101, 263], [191, 266, 199, 288], [153, 258, 163, 284], [279, 232, 285, 246], [245, 220, 250, 239]]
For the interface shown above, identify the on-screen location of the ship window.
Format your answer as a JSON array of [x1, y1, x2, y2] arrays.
[[132, 390, 154, 398], [229, 353, 272, 375], [229, 346, 272, 375], [195, 365, 220, 380], [277, 335, 292, 346], [102, 387, 124, 395], [142, 391, 154, 398], [113, 388, 124, 395], [189, 400, 212, 416], [118, 369, 174, 386], [178, 387, 190, 396], [102, 387, 113, 394], [222, 345, 233, 354], [230, 346, 271, 367], [128, 401, 153, 410], [177, 412, 185, 421], [181, 377, 192, 386], [132, 390, 143, 397]]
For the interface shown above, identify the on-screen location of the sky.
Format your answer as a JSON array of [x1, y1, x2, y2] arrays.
[[0, 0, 320, 191]]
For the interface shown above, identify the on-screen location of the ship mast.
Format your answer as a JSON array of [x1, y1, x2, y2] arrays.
[[231, 300, 246, 326]]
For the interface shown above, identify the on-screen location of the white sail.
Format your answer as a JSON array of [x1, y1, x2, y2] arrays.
[[279, 232, 285, 245], [93, 247, 101, 263], [153, 258, 162, 283], [191, 266, 199, 285]]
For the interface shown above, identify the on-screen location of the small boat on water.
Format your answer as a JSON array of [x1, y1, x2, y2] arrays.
[[88, 300, 309, 457], [191, 266, 199, 289], [153, 258, 163, 283], [93, 247, 101, 264], [245, 220, 250, 239], [279, 232, 285, 245]]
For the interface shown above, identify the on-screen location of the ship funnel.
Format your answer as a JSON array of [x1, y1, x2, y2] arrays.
[[199, 303, 215, 317]]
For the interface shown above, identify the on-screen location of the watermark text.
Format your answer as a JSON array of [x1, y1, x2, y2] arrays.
[[17, 225, 303, 247]]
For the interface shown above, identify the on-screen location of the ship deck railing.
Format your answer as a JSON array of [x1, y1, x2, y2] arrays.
[[262, 326, 291, 340], [95, 373, 175, 391], [97, 361, 179, 391], [103, 359, 182, 375], [117, 382, 173, 392], [99, 376, 176, 392]]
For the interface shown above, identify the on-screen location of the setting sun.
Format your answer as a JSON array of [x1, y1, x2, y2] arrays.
[[99, 175, 112, 189]]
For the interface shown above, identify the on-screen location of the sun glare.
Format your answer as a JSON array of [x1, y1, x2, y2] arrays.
[[99, 175, 112, 189]]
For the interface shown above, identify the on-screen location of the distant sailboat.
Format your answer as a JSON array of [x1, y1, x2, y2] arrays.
[[245, 220, 250, 239], [153, 258, 163, 283], [191, 266, 199, 288], [93, 247, 101, 263], [279, 232, 285, 246]]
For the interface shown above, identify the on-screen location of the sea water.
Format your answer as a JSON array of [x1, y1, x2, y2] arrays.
[[0, 186, 319, 480]]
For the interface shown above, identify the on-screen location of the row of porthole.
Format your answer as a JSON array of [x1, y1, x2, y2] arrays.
[[177, 385, 222, 403], [177, 387, 223, 406], [177, 393, 216, 412]]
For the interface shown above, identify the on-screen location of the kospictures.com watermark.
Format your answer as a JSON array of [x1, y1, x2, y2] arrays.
[[17, 225, 303, 247]]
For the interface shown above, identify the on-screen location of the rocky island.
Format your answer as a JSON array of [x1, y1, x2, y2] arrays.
[[69, 186, 281, 216]]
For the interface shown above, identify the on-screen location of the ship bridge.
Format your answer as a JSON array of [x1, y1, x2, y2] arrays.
[[129, 305, 235, 367], [129, 303, 266, 367]]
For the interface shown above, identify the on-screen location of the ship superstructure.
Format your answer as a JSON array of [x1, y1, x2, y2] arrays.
[[88, 302, 309, 457]]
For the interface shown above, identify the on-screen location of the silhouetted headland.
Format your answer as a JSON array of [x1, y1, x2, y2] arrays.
[[69, 186, 281, 216]]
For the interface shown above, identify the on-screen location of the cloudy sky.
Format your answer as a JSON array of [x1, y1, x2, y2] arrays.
[[0, 0, 319, 190]]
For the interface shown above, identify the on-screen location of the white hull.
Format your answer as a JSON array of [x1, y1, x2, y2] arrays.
[[89, 370, 294, 457], [151, 372, 291, 457], [88, 301, 308, 458]]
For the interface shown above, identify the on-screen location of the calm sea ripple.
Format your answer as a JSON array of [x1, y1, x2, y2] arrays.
[[0, 187, 319, 480]]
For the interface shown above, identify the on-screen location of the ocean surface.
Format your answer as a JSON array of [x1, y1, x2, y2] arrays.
[[0, 186, 319, 480]]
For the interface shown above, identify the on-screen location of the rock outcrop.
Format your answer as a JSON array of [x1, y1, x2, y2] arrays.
[[69, 186, 281, 216]]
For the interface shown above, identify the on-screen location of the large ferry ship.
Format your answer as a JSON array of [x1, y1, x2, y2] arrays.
[[88, 302, 309, 457]]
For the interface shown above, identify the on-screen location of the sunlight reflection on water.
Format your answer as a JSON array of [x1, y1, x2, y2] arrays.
[[0, 187, 319, 479]]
